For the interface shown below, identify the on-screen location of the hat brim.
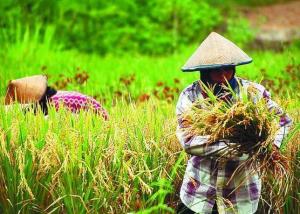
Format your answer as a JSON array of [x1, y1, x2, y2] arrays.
[[181, 59, 252, 72]]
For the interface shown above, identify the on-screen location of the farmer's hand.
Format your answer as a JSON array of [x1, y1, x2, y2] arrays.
[[229, 140, 259, 155]]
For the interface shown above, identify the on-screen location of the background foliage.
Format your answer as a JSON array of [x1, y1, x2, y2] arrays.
[[0, 0, 225, 55]]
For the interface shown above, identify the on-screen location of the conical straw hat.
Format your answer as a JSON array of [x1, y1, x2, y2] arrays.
[[182, 32, 252, 72], [5, 75, 48, 105]]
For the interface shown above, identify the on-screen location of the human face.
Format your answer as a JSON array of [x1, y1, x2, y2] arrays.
[[208, 67, 234, 84]]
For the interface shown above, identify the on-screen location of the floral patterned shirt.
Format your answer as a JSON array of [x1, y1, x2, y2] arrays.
[[49, 91, 109, 120]]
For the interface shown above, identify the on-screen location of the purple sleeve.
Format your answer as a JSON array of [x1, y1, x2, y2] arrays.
[[262, 89, 292, 148]]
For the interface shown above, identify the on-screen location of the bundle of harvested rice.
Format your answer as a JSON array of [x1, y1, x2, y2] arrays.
[[182, 86, 279, 156]]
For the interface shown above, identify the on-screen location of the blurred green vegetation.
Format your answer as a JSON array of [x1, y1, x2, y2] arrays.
[[0, 0, 260, 55]]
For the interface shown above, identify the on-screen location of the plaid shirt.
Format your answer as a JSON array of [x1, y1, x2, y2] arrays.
[[176, 77, 292, 214]]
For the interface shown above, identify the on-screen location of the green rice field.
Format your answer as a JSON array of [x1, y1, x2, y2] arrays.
[[0, 33, 299, 213], [0, 1, 300, 213]]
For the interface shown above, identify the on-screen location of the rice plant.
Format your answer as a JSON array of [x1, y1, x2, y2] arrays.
[[0, 100, 185, 213]]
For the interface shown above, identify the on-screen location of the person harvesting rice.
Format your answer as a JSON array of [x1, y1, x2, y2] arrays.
[[175, 32, 292, 214], [4, 75, 109, 120]]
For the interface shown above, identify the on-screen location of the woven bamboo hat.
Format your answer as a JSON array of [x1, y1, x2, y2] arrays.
[[5, 75, 48, 105], [182, 32, 252, 72]]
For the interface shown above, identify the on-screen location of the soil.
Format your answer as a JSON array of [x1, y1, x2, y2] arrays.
[[240, 1, 300, 42]]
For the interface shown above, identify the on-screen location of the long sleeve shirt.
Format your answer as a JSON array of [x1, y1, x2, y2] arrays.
[[176, 77, 292, 214]]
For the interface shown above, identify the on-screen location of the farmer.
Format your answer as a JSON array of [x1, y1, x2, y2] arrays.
[[176, 32, 292, 214], [5, 75, 109, 120]]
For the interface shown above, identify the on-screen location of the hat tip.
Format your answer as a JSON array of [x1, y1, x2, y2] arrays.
[[208, 31, 220, 36]]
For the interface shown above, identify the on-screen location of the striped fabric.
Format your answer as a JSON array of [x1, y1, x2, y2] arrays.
[[49, 91, 109, 120], [176, 77, 292, 214]]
